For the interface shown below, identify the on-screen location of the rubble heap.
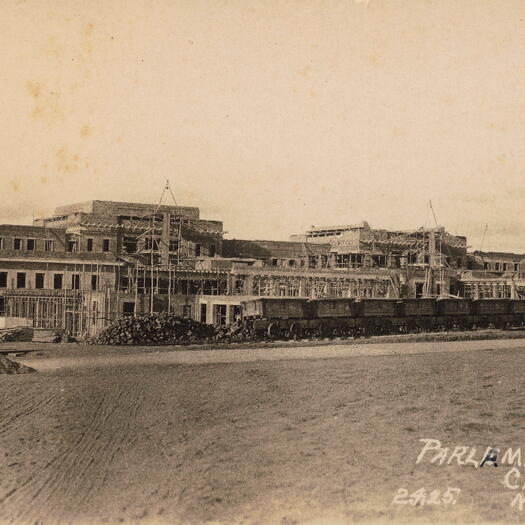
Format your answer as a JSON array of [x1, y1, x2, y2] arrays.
[[88, 313, 215, 345], [0, 355, 36, 374], [0, 328, 31, 343]]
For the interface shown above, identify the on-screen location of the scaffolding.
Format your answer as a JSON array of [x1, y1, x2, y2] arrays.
[[0, 289, 108, 338]]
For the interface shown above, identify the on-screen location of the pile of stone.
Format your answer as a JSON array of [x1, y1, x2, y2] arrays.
[[213, 321, 254, 342], [0, 355, 36, 374], [88, 313, 215, 345]]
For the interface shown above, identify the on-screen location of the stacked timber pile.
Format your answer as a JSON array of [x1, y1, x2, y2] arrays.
[[0, 328, 33, 343], [0, 355, 36, 374], [89, 313, 215, 345]]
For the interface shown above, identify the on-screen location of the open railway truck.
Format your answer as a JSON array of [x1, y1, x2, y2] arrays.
[[240, 297, 525, 340]]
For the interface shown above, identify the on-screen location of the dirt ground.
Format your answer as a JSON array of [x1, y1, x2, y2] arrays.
[[2, 341, 525, 524]]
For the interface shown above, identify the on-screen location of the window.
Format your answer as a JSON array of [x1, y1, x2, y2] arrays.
[[495, 262, 501, 271], [53, 274, 63, 290], [200, 304, 207, 323], [195, 243, 201, 256], [271, 258, 278, 266], [44, 239, 54, 251], [288, 259, 295, 267], [102, 239, 110, 252], [515, 263, 520, 272], [16, 272, 26, 289], [91, 274, 98, 291], [0, 238, 3, 249], [122, 302, 135, 316], [231, 305, 241, 321], [71, 274, 80, 290], [123, 237, 138, 253], [503, 263, 508, 271], [87, 238, 93, 252], [67, 240, 78, 252], [35, 273, 45, 289], [169, 240, 179, 252], [14, 238, 22, 250], [484, 262, 490, 270], [209, 244, 216, 257], [0, 272, 7, 288], [214, 304, 227, 325], [27, 239, 35, 251], [144, 238, 159, 251]]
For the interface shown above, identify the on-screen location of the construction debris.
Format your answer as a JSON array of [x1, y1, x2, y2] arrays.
[[213, 321, 253, 342], [0, 328, 33, 343], [32, 329, 67, 343], [88, 314, 215, 345], [0, 355, 36, 374]]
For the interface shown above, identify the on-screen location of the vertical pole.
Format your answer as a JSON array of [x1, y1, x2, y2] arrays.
[[168, 262, 171, 314], [134, 261, 139, 317], [150, 211, 155, 314]]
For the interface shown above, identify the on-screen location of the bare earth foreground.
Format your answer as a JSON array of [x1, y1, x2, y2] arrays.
[[2, 340, 525, 524]]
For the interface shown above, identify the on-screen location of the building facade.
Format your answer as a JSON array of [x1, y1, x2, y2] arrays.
[[1, 199, 524, 337]]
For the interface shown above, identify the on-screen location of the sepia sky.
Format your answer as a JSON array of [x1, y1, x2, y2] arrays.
[[1, 0, 525, 252]]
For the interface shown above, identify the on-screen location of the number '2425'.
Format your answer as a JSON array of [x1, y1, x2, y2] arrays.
[[392, 487, 461, 506]]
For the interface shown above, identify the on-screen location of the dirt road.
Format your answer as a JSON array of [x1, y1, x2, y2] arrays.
[[15, 337, 525, 372], [2, 340, 525, 524]]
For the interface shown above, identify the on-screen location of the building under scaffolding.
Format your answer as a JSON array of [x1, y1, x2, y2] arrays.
[[1, 195, 525, 337]]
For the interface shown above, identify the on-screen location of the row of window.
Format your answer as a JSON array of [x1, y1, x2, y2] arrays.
[[130, 239, 214, 257], [66, 238, 111, 252], [0, 236, 217, 256], [0, 272, 100, 290], [0, 237, 112, 253], [483, 261, 520, 272]]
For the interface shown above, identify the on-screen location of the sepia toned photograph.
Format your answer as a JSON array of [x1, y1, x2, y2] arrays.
[[2, 1, 525, 523]]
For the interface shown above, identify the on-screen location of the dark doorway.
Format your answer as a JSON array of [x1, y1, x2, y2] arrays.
[[122, 302, 135, 316]]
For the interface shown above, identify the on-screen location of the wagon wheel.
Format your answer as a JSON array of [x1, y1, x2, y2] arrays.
[[493, 318, 504, 330], [331, 326, 343, 338], [267, 322, 281, 340], [406, 319, 417, 334], [288, 322, 303, 340], [318, 323, 329, 339], [381, 320, 393, 335]]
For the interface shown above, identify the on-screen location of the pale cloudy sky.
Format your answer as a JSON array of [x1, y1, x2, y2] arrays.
[[1, 0, 525, 252]]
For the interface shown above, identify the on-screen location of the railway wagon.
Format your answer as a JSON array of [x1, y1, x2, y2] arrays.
[[308, 298, 359, 338], [510, 300, 525, 315], [473, 299, 509, 315], [402, 298, 436, 317], [354, 298, 402, 334], [239, 296, 525, 341], [241, 297, 309, 320], [241, 298, 311, 339], [471, 299, 525, 328], [398, 298, 437, 332], [509, 300, 525, 326], [436, 298, 473, 316], [311, 298, 356, 318]]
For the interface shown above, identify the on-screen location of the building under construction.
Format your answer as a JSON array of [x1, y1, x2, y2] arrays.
[[1, 196, 524, 337]]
